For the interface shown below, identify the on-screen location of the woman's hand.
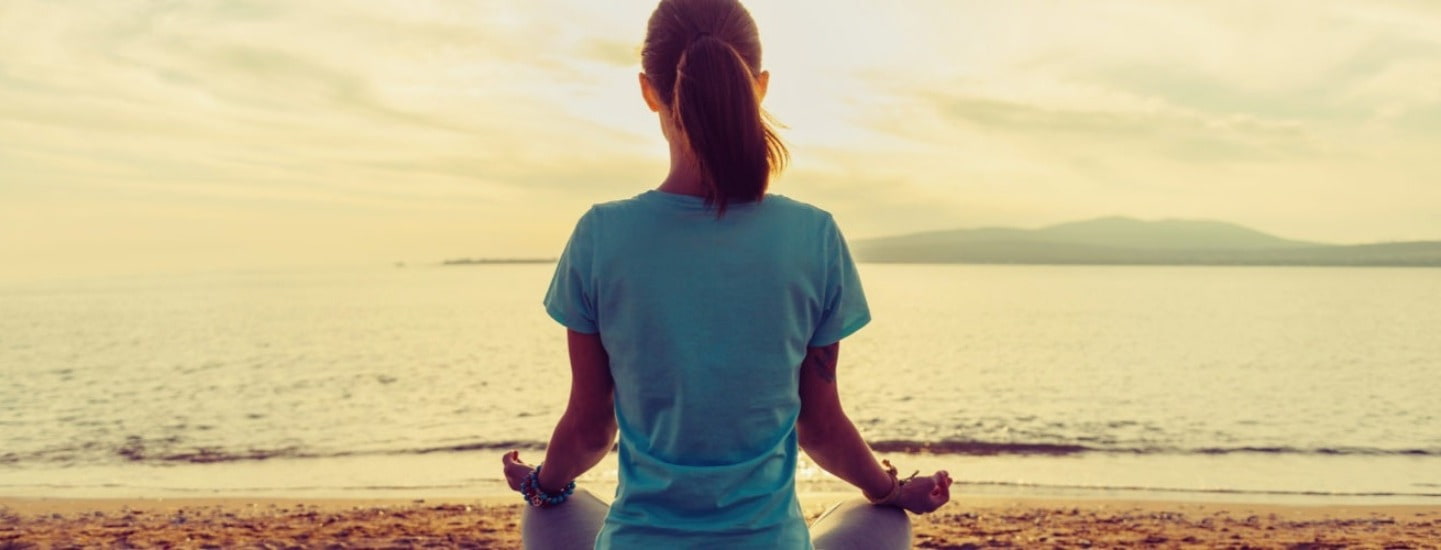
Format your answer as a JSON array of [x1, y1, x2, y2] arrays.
[[502, 450, 535, 492], [894, 470, 952, 514]]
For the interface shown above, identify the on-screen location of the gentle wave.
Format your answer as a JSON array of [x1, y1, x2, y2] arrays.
[[869, 440, 1089, 455], [0, 439, 547, 466], [6, 438, 1440, 466], [869, 439, 1441, 457], [962, 480, 1441, 500]]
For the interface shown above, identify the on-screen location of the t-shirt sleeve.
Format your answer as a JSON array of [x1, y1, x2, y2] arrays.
[[543, 208, 599, 334], [809, 216, 871, 347]]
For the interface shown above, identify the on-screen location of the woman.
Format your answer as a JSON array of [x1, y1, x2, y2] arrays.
[[502, 0, 951, 547]]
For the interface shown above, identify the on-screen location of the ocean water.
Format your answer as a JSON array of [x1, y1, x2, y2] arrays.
[[1, 264, 1438, 503]]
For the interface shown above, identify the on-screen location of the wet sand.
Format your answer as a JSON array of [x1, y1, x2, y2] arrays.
[[2, 495, 1438, 548]]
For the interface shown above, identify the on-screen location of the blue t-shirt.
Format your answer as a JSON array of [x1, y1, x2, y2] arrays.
[[544, 190, 870, 549]]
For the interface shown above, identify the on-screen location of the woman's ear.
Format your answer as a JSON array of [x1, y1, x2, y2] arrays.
[[639, 72, 662, 113], [755, 70, 770, 102]]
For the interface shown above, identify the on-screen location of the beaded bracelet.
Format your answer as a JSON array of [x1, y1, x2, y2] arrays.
[[519, 463, 576, 508], [867, 459, 919, 506]]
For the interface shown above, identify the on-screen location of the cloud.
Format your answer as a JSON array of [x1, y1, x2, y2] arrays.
[[0, 0, 654, 198], [580, 38, 642, 68], [774, 0, 1441, 242], [2, 0, 1440, 281]]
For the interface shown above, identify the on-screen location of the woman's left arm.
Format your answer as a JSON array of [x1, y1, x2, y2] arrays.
[[509, 329, 617, 494]]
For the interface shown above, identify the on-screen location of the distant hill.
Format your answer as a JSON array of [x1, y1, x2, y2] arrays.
[[852, 217, 1441, 266]]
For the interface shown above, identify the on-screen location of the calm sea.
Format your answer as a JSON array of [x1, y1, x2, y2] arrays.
[[2, 264, 1438, 503]]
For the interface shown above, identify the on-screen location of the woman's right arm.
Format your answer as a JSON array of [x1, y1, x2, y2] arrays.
[[796, 342, 952, 513]]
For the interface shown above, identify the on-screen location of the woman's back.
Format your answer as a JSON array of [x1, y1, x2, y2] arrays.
[[545, 190, 868, 547], [507, 2, 948, 548]]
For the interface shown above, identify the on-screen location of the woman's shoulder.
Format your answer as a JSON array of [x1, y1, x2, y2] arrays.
[[762, 194, 839, 225], [578, 191, 839, 228], [590, 190, 706, 214], [571, 193, 663, 225]]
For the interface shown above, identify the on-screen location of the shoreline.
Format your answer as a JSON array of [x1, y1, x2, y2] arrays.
[[4, 495, 1439, 548], [8, 450, 1440, 507]]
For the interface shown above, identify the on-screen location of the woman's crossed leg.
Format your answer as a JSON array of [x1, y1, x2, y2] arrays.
[[520, 491, 910, 550]]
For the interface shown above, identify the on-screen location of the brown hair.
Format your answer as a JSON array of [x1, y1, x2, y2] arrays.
[[642, 0, 788, 216]]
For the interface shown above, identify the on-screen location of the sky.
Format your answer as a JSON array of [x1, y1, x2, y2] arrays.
[[2, 0, 1440, 282]]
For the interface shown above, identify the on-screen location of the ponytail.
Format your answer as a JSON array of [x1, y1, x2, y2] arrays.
[[673, 36, 787, 216], [642, 0, 787, 217]]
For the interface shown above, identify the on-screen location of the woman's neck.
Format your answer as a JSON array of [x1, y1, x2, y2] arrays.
[[656, 143, 706, 197]]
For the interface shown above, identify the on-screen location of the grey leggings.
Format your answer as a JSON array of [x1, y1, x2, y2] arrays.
[[521, 488, 911, 549]]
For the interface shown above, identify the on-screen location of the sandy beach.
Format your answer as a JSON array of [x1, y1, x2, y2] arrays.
[[3, 495, 1438, 549]]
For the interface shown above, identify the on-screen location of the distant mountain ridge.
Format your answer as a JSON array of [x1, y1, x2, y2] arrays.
[[852, 217, 1441, 266]]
